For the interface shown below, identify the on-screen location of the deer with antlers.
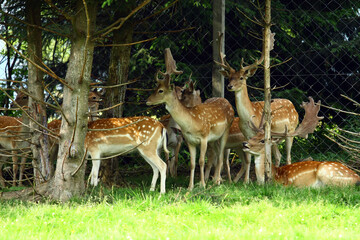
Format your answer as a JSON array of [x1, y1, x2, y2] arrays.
[[215, 32, 299, 183], [240, 97, 351, 187], [147, 48, 234, 190]]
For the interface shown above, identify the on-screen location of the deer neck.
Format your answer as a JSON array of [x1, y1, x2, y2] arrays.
[[234, 85, 257, 139], [165, 90, 195, 129]]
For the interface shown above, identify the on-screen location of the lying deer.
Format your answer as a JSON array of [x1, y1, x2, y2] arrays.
[[242, 97, 359, 187], [147, 48, 234, 190]]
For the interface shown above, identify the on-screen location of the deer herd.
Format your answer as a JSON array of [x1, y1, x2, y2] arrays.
[[1, 42, 359, 193]]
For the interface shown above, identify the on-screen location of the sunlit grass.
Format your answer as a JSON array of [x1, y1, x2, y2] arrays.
[[1, 181, 360, 240]]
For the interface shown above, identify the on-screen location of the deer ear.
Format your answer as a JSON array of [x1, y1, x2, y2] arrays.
[[188, 80, 194, 92], [219, 70, 230, 78], [247, 68, 258, 77]]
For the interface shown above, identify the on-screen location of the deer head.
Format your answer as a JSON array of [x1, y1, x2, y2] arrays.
[[147, 48, 183, 106], [180, 77, 202, 107], [214, 31, 275, 92]]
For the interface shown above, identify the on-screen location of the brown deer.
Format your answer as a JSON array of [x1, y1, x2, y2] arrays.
[[243, 97, 328, 185], [160, 80, 202, 177], [0, 90, 103, 187], [85, 117, 168, 193], [147, 48, 234, 190], [215, 32, 299, 183], [0, 116, 28, 187]]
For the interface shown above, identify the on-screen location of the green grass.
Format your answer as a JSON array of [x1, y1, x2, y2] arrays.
[[1, 181, 360, 240]]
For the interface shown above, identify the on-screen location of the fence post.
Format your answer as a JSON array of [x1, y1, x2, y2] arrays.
[[212, 0, 225, 98]]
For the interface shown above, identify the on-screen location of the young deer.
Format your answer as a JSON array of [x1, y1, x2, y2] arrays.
[[215, 32, 299, 183], [160, 80, 202, 177], [147, 48, 234, 190], [242, 97, 335, 186], [85, 117, 168, 193]]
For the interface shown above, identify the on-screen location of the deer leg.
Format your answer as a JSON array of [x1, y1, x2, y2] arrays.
[[165, 147, 171, 176], [167, 147, 175, 177], [89, 152, 101, 186], [18, 156, 26, 186], [223, 149, 232, 183], [12, 151, 18, 187], [139, 149, 167, 194], [214, 131, 229, 185], [272, 144, 282, 167], [187, 144, 197, 191], [285, 136, 294, 165], [233, 151, 251, 183], [254, 154, 265, 184], [173, 135, 183, 177], [205, 147, 216, 182], [199, 139, 208, 188], [0, 157, 5, 188]]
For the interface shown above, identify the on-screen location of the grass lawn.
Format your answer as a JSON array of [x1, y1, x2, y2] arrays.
[[1, 178, 360, 240]]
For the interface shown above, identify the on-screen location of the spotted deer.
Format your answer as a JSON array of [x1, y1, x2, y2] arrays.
[[0, 90, 103, 186], [147, 48, 234, 190], [243, 97, 326, 184], [85, 117, 168, 193], [160, 80, 202, 177], [215, 32, 299, 183]]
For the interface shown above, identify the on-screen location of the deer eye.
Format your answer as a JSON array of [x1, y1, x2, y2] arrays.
[[260, 140, 265, 144], [158, 89, 164, 94]]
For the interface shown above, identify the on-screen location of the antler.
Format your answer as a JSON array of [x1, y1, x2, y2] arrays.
[[163, 48, 183, 75], [156, 48, 183, 82], [292, 97, 324, 138], [214, 32, 235, 74], [271, 97, 323, 138], [241, 31, 275, 72]]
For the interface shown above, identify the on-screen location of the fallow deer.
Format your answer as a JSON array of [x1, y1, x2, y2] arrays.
[[0, 90, 103, 187], [0, 116, 28, 187], [243, 97, 325, 184], [147, 48, 234, 190], [160, 80, 202, 177], [215, 32, 299, 183], [85, 117, 168, 193]]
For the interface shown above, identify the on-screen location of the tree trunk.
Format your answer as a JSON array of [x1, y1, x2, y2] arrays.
[[48, 0, 97, 201], [263, 0, 272, 180], [26, 0, 51, 185], [101, 4, 135, 186], [212, 0, 225, 98]]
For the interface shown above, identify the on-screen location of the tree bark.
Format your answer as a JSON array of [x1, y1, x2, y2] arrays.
[[26, 0, 50, 184], [263, 0, 272, 180], [212, 0, 225, 98], [48, 0, 97, 201]]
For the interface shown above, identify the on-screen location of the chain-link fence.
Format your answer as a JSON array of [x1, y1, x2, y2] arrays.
[[1, 0, 359, 184], [106, 0, 359, 168]]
